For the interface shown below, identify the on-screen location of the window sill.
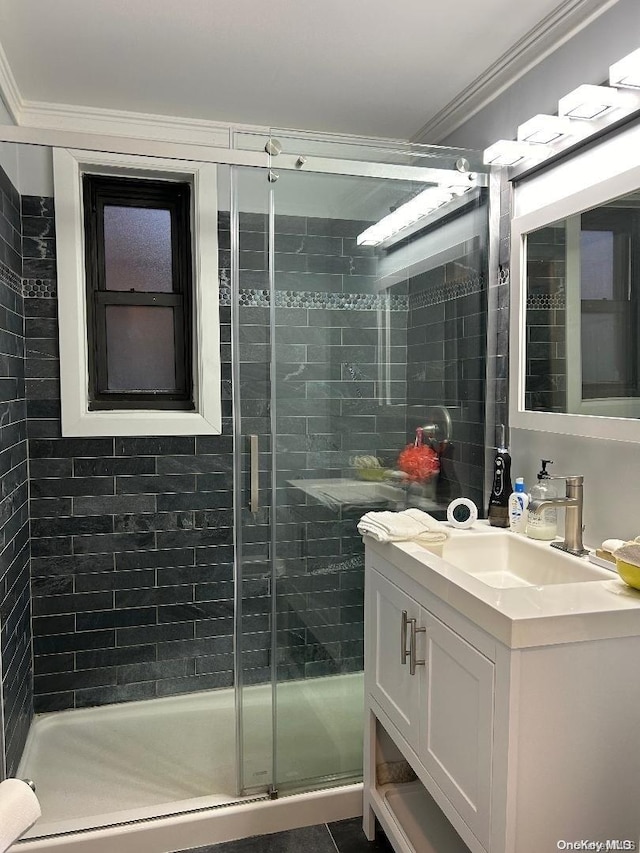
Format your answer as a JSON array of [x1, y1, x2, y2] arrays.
[[61, 407, 221, 437]]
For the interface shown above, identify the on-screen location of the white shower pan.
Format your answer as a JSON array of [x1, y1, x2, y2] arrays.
[[17, 673, 364, 846]]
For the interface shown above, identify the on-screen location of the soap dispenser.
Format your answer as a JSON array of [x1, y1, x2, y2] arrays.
[[526, 459, 557, 540]]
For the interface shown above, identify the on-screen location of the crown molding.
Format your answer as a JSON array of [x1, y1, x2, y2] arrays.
[[4, 96, 406, 153], [15, 100, 272, 148], [411, 0, 623, 144], [0, 39, 23, 123]]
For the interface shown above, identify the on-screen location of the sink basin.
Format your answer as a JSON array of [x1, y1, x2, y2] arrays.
[[440, 533, 614, 588]]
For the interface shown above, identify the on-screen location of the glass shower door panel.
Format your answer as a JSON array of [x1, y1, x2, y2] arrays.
[[232, 166, 275, 796], [271, 169, 416, 794]]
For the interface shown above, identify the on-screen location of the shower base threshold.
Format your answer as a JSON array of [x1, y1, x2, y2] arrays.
[[18, 672, 363, 841], [17, 782, 363, 853]]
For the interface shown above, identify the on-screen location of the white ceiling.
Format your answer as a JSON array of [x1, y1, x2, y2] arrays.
[[0, 0, 592, 141]]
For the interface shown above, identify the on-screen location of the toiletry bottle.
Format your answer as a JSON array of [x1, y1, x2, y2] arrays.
[[508, 477, 529, 534], [487, 426, 512, 528], [526, 459, 557, 540]]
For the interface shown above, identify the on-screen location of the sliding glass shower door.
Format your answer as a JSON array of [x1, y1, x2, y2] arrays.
[[268, 166, 407, 795], [233, 143, 489, 797], [231, 164, 276, 796]]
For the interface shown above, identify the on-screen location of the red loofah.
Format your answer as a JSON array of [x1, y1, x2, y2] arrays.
[[397, 444, 439, 482]]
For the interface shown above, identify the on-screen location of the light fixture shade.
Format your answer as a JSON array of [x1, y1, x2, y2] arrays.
[[483, 140, 538, 167], [610, 48, 640, 89], [517, 114, 575, 145], [356, 185, 455, 247], [558, 84, 621, 120]]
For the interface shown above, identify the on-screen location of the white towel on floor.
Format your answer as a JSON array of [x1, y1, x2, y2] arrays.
[[357, 508, 449, 544]]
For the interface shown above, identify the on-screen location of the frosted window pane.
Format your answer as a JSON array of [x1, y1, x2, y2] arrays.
[[581, 313, 625, 386], [580, 230, 614, 299], [104, 206, 173, 292], [106, 306, 176, 391]]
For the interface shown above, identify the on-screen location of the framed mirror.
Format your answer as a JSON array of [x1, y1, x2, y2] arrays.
[[510, 121, 640, 442]]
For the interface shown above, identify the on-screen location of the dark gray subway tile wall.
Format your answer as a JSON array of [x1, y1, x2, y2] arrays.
[[25, 199, 236, 711], [25, 254, 237, 710], [0, 165, 31, 777], [405, 251, 487, 512], [25, 201, 393, 710], [14, 190, 487, 735], [524, 226, 566, 412], [232, 212, 395, 685]]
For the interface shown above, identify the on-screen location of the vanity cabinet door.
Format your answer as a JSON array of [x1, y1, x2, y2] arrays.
[[365, 568, 422, 751], [420, 610, 494, 848]]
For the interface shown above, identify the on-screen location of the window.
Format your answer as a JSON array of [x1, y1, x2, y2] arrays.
[[83, 175, 194, 411], [54, 149, 221, 436], [579, 208, 639, 400]]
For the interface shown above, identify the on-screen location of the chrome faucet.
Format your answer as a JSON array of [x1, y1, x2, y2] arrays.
[[528, 475, 587, 557]]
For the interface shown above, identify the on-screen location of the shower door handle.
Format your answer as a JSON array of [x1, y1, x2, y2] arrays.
[[249, 434, 259, 513]]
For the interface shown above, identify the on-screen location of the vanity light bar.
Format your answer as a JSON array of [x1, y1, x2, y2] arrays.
[[558, 84, 622, 120], [483, 140, 543, 167], [356, 185, 467, 247], [516, 114, 575, 145], [610, 48, 640, 89], [483, 45, 640, 172]]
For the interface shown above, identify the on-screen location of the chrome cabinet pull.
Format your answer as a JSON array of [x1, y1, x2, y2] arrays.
[[401, 610, 410, 665], [249, 434, 259, 513], [409, 621, 426, 676]]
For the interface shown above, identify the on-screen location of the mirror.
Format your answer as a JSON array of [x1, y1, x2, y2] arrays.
[[525, 189, 640, 419], [509, 121, 640, 443]]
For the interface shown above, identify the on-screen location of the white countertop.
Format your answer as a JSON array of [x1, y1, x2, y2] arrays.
[[365, 522, 640, 649]]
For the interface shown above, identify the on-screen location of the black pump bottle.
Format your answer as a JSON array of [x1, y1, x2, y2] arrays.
[[487, 425, 512, 528]]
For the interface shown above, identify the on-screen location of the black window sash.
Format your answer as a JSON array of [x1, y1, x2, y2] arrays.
[[83, 175, 194, 411], [93, 291, 188, 405]]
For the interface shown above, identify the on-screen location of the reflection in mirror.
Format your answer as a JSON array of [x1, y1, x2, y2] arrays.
[[525, 190, 640, 417], [380, 200, 488, 514]]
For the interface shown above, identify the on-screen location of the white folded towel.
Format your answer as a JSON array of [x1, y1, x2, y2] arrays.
[[358, 508, 450, 544], [602, 538, 627, 553], [612, 541, 640, 568], [0, 779, 41, 852]]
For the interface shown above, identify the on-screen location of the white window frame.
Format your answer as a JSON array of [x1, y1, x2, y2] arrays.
[[53, 148, 221, 436]]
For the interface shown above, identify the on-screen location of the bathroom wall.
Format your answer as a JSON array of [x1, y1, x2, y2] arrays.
[[0, 145, 488, 750], [524, 225, 566, 413], [26, 198, 237, 710], [441, 0, 640, 546], [0, 160, 32, 777], [234, 210, 404, 684], [26, 193, 402, 708], [404, 251, 486, 511]]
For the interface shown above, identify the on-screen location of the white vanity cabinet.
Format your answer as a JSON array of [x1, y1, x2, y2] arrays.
[[367, 568, 493, 848], [363, 540, 640, 853]]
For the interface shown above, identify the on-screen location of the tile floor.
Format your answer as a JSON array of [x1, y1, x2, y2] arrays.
[[175, 818, 393, 852]]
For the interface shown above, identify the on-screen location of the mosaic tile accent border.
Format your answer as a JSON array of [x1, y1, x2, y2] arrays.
[[0, 259, 23, 295], [23, 278, 57, 298], [409, 275, 485, 311], [526, 292, 565, 310], [220, 285, 409, 311]]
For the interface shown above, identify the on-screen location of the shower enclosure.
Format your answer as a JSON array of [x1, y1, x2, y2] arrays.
[[8, 131, 490, 840]]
